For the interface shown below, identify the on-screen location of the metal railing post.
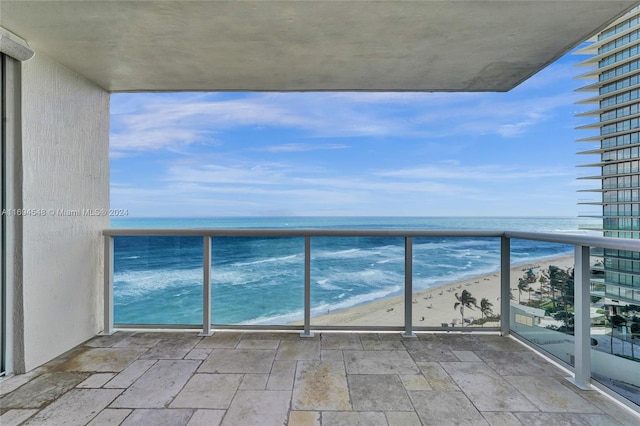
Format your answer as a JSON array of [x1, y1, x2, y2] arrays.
[[403, 236, 417, 338], [500, 236, 510, 336], [570, 244, 592, 389], [103, 235, 114, 335], [199, 235, 213, 336], [301, 236, 314, 337]]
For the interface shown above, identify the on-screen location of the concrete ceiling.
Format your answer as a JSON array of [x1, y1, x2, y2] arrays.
[[0, 1, 637, 93]]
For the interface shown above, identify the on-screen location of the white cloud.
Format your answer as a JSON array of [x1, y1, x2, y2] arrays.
[[261, 143, 349, 153]]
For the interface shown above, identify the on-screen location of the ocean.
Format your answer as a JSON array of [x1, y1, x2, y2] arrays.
[[110, 217, 597, 325]]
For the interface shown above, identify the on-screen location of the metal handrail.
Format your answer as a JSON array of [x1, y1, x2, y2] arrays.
[[103, 227, 640, 251]]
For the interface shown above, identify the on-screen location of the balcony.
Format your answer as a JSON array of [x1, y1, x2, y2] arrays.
[[1, 229, 640, 423], [1, 331, 637, 426]]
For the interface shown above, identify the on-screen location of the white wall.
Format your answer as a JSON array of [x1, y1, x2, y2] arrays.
[[18, 53, 109, 371]]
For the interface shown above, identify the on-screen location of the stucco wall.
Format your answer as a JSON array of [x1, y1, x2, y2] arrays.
[[20, 53, 109, 371]]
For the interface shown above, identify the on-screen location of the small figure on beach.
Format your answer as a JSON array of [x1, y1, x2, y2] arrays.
[[386, 308, 393, 312]]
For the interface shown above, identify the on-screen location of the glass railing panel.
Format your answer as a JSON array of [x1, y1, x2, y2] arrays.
[[589, 246, 640, 407], [113, 236, 203, 325], [412, 237, 501, 328], [509, 239, 575, 366], [210, 236, 304, 326], [309, 236, 404, 328]]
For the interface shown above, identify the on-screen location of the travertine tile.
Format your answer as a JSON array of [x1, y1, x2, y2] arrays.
[[239, 332, 303, 340], [112, 334, 162, 348], [111, 360, 200, 408], [222, 390, 290, 426], [239, 373, 268, 390], [292, 361, 351, 411], [185, 348, 212, 360], [196, 332, 242, 349], [452, 350, 482, 362], [288, 410, 320, 426], [236, 339, 280, 350], [435, 334, 491, 351], [481, 411, 524, 426], [403, 340, 459, 362], [0, 372, 89, 409], [321, 411, 388, 425], [86, 408, 132, 425], [478, 350, 566, 377], [276, 340, 320, 361], [199, 349, 275, 374], [505, 376, 603, 413], [385, 411, 422, 426], [23, 389, 121, 425], [441, 361, 537, 412], [344, 350, 419, 374], [348, 374, 413, 411], [399, 374, 431, 390], [321, 350, 344, 361], [0, 409, 38, 426], [58, 347, 148, 372], [140, 337, 200, 359], [120, 408, 193, 426], [0, 373, 40, 396], [321, 333, 362, 350], [416, 362, 459, 391], [186, 409, 226, 426], [84, 333, 131, 348], [361, 340, 406, 350], [513, 412, 620, 426], [267, 360, 296, 390], [483, 337, 526, 352], [103, 359, 157, 389], [170, 373, 242, 409], [409, 390, 489, 425], [77, 373, 116, 388]]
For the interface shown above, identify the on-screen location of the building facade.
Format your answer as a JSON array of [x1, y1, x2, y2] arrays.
[[576, 7, 640, 309]]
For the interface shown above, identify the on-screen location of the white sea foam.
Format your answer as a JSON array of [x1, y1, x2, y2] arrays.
[[316, 279, 342, 291], [233, 254, 298, 267], [114, 266, 202, 298]]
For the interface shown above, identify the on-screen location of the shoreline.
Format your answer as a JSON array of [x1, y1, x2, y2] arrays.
[[291, 254, 575, 327]]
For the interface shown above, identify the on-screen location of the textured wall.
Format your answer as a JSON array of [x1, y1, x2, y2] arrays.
[[20, 53, 109, 371]]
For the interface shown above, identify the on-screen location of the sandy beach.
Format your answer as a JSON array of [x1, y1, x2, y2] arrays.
[[294, 254, 575, 328]]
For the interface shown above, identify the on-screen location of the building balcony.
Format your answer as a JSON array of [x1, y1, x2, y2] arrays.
[[1, 228, 640, 424]]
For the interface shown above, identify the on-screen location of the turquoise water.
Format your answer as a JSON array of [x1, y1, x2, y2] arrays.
[[110, 217, 595, 325]]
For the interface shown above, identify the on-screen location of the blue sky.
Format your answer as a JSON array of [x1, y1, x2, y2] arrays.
[[110, 47, 599, 217]]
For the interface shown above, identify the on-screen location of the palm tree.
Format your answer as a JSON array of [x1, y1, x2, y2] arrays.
[[454, 289, 478, 327], [543, 266, 573, 312], [517, 278, 529, 304], [539, 274, 548, 294], [480, 298, 494, 325]]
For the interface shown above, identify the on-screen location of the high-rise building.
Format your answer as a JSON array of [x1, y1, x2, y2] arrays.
[[576, 6, 640, 310]]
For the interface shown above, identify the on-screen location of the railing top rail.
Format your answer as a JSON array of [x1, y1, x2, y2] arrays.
[[505, 230, 640, 251], [103, 228, 640, 250], [103, 228, 504, 238]]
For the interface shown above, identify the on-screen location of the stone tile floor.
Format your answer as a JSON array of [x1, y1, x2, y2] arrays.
[[1, 331, 638, 425]]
